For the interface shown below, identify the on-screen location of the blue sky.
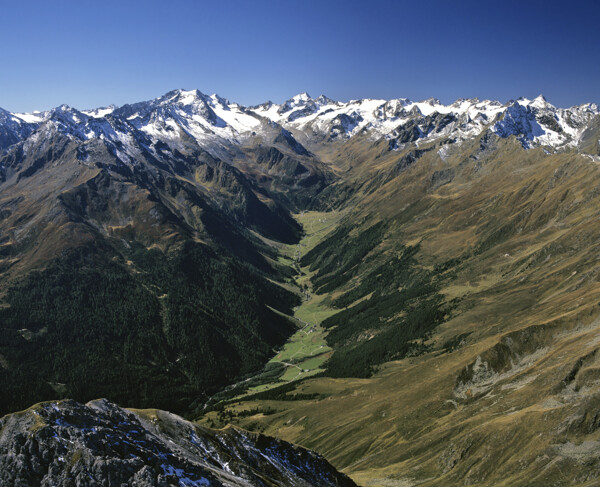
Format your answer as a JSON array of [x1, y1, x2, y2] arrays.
[[1, 0, 598, 112]]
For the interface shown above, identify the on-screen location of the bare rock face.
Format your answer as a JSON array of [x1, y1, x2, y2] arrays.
[[0, 399, 356, 487]]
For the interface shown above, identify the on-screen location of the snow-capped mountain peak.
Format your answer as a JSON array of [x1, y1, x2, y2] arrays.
[[293, 92, 312, 102], [531, 93, 550, 108], [49, 104, 87, 123], [515, 94, 552, 110]]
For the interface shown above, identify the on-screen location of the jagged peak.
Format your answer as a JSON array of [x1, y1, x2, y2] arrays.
[[52, 103, 74, 112], [531, 94, 552, 109], [423, 97, 442, 106], [209, 93, 231, 107], [381, 98, 411, 108], [511, 98, 535, 110], [292, 92, 312, 102], [556, 101, 600, 115], [1, 89, 598, 155], [513, 95, 555, 111], [160, 88, 207, 105], [48, 104, 87, 123], [451, 97, 481, 106], [276, 92, 317, 115], [408, 105, 423, 116], [483, 99, 504, 107], [316, 94, 335, 104], [250, 100, 274, 110]]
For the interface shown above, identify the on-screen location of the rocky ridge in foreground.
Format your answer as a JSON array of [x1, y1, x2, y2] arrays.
[[0, 398, 356, 486]]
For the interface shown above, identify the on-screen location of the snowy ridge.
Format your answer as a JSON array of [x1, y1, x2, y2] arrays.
[[116, 89, 265, 149], [253, 92, 599, 149], [2, 89, 599, 163]]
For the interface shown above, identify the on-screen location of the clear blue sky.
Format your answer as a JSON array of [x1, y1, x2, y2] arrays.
[[1, 0, 598, 112]]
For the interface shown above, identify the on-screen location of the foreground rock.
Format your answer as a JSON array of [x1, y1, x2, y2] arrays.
[[0, 398, 356, 486]]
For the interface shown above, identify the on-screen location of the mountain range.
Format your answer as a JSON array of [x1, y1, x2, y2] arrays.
[[1, 88, 600, 486], [3, 90, 599, 155]]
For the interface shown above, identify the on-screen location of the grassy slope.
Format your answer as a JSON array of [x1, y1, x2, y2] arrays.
[[197, 137, 600, 486]]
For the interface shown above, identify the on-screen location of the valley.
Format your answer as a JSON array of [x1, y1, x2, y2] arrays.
[[260, 211, 343, 389], [199, 211, 342, 404]]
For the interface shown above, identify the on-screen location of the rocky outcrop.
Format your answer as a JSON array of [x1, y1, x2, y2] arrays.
[[0, 398, 356, 486]]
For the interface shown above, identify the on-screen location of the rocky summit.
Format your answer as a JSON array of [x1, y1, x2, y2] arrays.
[[0, 398, 356, 486]]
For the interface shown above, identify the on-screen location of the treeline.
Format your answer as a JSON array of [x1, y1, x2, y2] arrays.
[[301, 221, 387, 295], [302, 222, 451, 378], [237, 380, 325, 402], [0, 240, 299, 417]]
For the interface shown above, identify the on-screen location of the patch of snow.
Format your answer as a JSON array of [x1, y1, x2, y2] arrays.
[[11, 111, 46, 124], [82, 106, 115, 118], [160, 464, 210, 486]]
